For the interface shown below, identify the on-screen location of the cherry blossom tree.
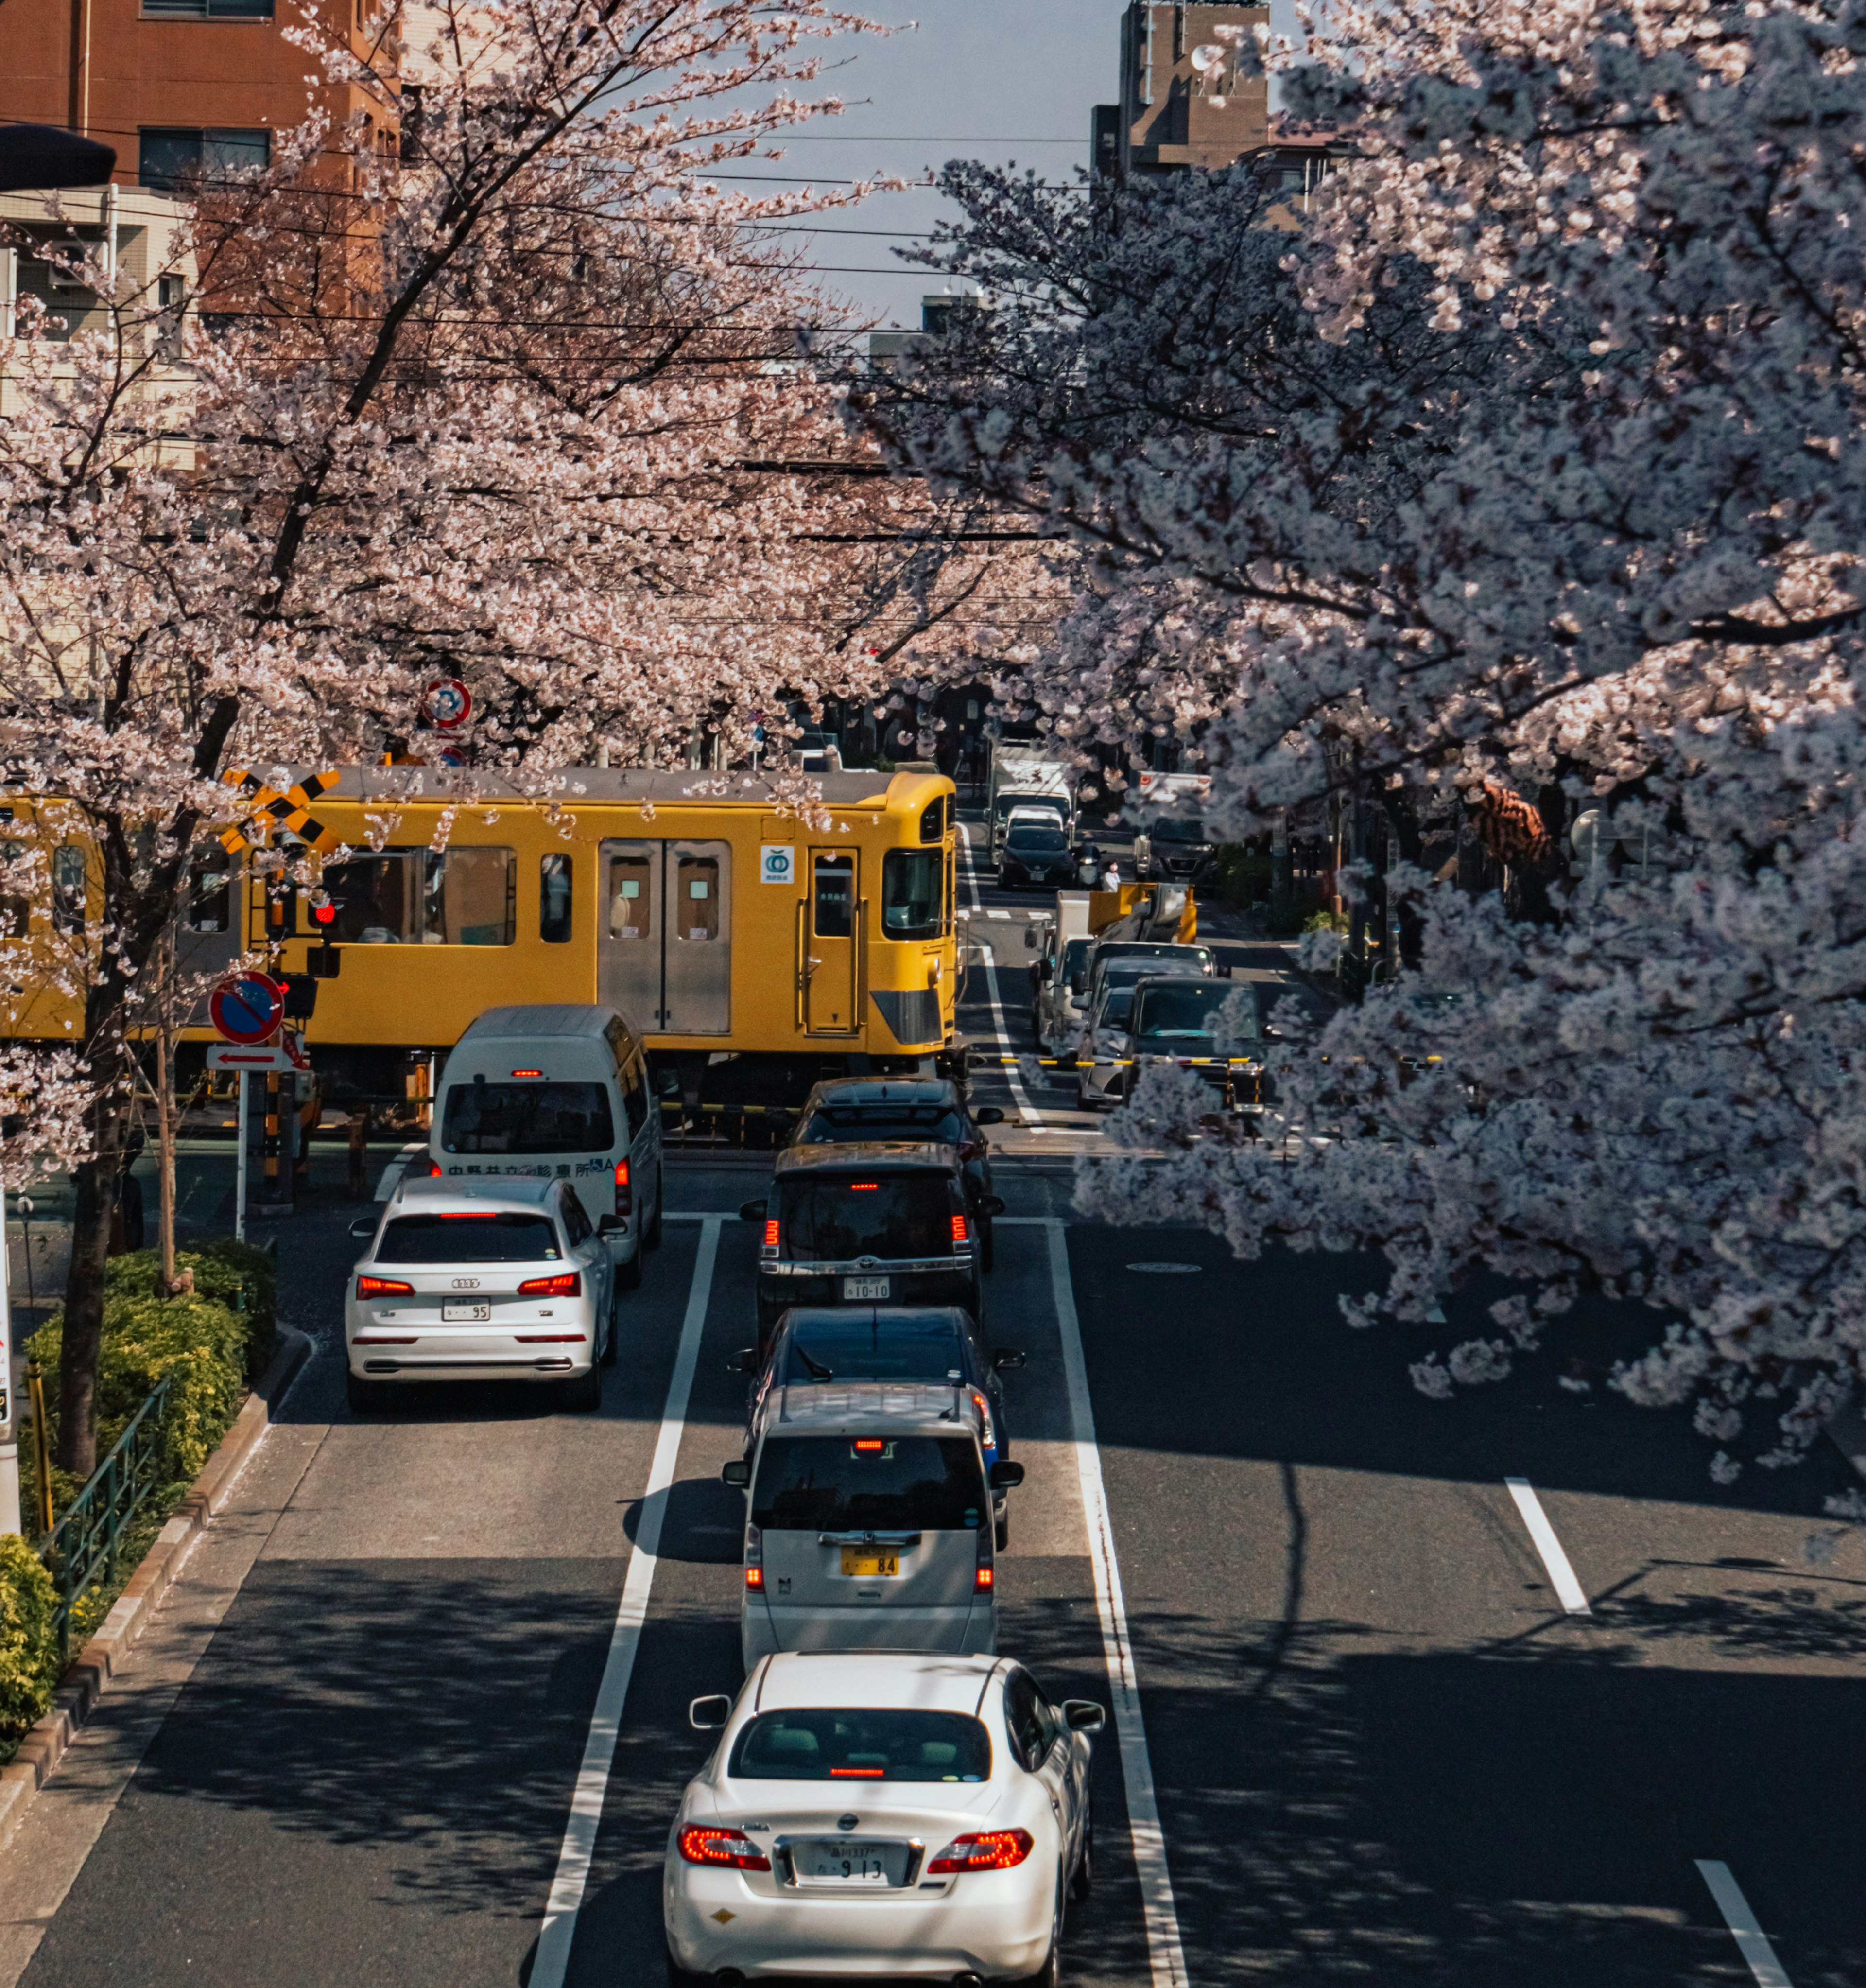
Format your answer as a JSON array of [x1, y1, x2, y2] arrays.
[[0, 0, 911, 1473], [855, 0, 1866, 1481]]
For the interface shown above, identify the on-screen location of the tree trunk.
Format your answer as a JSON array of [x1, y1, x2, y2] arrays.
[[156, 956, 182, 1297], [56, 1092, 129, 1477], [1379, 787, 1428, 971]]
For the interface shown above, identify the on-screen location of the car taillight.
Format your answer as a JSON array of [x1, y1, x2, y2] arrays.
[[926, 1829, 1033, 1874], [744, 1566, 763, 1589], [677, 1826, 771, 1871], [951, 1213, 969, 1247], [357, 1275, 414, 1296], [971, 1388, 993, 1449], [425, 1159, 443, 1177], [975, 1523, 994, 1593], [614, 1157, 632, 1218], [762, 1219, 779, 1252], [518, 1272, 581, 1296]]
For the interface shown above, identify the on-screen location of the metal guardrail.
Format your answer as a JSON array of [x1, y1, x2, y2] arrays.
[[39, 1374, 173, 1663]]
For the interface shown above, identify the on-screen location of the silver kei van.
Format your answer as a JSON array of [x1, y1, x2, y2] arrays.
[[430, 1004, 663, 1289], [724, 1385, 1024, 1672]]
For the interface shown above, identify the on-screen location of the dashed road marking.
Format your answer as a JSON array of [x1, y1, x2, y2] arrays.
[[1505, 1477, 1591, 1615], [1695, 1861, 1792, 1986]]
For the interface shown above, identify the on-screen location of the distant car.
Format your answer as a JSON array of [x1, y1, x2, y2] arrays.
[[742, 1143, 1004, 1347], [1082, 940, 1217, 1011], [787, 1076, 1004, 1269], [667, 1652, 1102, 1987], [722, 1382, 1023, 1665], [1073, 960, 1210, 1109], [1133, 816, 1217, 882], [732, 1304, 1028, 1544], [1118, 975, 1272, 1112], [999, 818, 1080, 890], [343, 1176, 616, 1412], [1034, 932, 1096, 1049]]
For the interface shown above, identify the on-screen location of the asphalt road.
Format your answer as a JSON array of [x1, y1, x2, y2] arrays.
[[3, 821, 1864, 1987]]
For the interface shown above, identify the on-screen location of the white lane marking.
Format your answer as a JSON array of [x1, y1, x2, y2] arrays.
[[1046, 1220, 1190, 1988], [531, 1218, 721, 1988], [1696, 1861, 1793, 1987], [985, 907, 1010, 919], [1505, 1477, 1592, 1615], [958, 822, 1045, 1130]]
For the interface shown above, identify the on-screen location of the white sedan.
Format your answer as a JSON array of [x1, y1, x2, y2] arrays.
[[664, 1651, 1102, 1985]]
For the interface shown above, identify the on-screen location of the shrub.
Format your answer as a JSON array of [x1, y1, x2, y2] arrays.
[[0, 1535, 59, 1739], [99, 1239, 277, 1380]]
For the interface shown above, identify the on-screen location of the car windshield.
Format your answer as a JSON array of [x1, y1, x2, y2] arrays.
[[729, 1709, 992, 1784], [1153, 819, 1206, 842], [1133, 982, 1259, 1042], [441, 1082, 613, 1154], [376, 1211, 561, 1263], [783, 1312, 968, 1385], [1097, 989, 1136, 1029], [1006, 826, 1069, 852], [751, 1434, 987, 1531], [777, 1173, 955, 1260], [1094, 944, 1213, 979], [801, 1104, 968, 1146], [1059, 938, 1093, 981]]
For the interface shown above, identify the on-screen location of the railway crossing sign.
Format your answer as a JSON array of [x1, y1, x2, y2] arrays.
[[210, 972, 285, 1045]]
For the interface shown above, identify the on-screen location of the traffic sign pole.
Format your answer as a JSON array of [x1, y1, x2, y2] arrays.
[[0, 1183, 17, 1537], [235, 1073, 248, 1243]]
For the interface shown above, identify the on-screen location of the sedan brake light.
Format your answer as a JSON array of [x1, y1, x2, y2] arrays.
[[357, 1275, 413, 1296], [614, 1157, 632, 1219], [926, 1829, 1033, 1874], [518, 1272, 581, 1297], [677, 1826, 771, 1871]]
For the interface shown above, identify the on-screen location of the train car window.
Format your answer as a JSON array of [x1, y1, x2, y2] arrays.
[[608, 855, 651, 939], [881, 849, 941, 941], [0, 841, 29, 939], [319, 852, 414, 942], [540, 853, 573, 944], [813, 855, 854, 939], [188, 854, 233, 934], [919, 799, 943, 844], [677, 857, 721, 941], [52, 845, 86, 933], [421, 847, 515, 946]]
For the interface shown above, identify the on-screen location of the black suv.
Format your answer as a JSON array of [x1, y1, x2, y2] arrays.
[[786, 1075, 1004, 1268], [742, 1144, 1004, 1347]]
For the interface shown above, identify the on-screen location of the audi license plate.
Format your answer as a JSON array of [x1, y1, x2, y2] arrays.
[[841, 1549, 900, 1578], [794, 1839, 905, 1886], [442, 1302, 491, 1322], [842, 1276, 890, 1301]]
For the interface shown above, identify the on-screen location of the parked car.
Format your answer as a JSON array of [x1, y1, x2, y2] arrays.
[[667, 1652, 1102, 1987], [722, 1384, 1023, 1665], [1073, 960, 1211, 1110], [786, 1075, 1004, 1269], [731, 1305, 1028, 1544], [429, 1003, 663, 1290], [742, 1143, 1004, 1347], [999, 817, 1082, 890], [344, 1175, 616, 1412]]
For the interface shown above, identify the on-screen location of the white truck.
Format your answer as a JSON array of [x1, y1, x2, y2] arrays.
[[987, 744, 1074, 864]]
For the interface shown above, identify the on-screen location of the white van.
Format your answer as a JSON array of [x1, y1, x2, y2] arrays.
[[430, 1004, 663, 1287]]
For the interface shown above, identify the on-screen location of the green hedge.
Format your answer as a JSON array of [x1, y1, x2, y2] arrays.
[[0, 1537, 58, 1737]]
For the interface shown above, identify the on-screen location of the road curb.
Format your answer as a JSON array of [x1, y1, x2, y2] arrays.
[[0, 1325, 312, 1854]]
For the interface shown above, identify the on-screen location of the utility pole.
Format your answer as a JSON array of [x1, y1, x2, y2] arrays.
[[0, 1183, 18, 1536]]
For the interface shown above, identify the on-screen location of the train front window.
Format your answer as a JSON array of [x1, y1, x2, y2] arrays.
[[881, 849, 941, 941]]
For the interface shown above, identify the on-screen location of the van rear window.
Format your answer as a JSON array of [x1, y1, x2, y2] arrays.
[[377, 1213, 561, 1263], [751, 1435, 985, 1532], [442, 1082, 614, 1154], [777, 1174, 954, 1260], [729, 1709, 991, 1783]]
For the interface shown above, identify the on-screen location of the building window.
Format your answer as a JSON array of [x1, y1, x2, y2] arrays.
[[138, 128, 271, 193], [142, 0, 273, 16]]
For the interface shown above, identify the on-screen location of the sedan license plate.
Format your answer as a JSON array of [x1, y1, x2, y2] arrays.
[[840, 1549, 899, 1578], [442, 1302, 491, 1322], [842, 1276, 890, 1301], [795, 1839, 903, 1886]]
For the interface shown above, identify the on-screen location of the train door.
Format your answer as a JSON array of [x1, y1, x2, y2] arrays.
[[663, 840, 731, 1034], [598, 839, 731, 1035], [805, 848, 859, 1034]]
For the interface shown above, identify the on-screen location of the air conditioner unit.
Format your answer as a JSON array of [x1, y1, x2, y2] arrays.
[[46, 266, 94, 294]]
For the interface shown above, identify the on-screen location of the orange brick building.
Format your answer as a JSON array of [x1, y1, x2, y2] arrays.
[[0, 0, 385, 191]]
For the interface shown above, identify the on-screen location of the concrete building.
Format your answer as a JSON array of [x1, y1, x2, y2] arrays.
[[0, 0, 387, 193], [1094, 2, 1271, 178]]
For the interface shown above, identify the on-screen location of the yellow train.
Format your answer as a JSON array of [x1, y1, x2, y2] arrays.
[[230, 766, 965, 1105]]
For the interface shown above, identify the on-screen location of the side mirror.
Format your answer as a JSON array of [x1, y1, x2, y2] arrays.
[[722, 1458, 752, 1488], [690, 1694, 733, 1731], [598, 1213, 622, 1233], [1062, 1699, 1106, 1735], [1023, 929, 1040, 952], [991, 1347, 1027, 1371], [348, 1216, 377, 1240], [739, 1198, 768, 1221], [727, 1348, 760, 1376], [979, 1194, 1007, 1218], [988, 1460, 1025, 1491], [655, 1067, 682, 1099], [974, 1106, 1005, 1127]]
